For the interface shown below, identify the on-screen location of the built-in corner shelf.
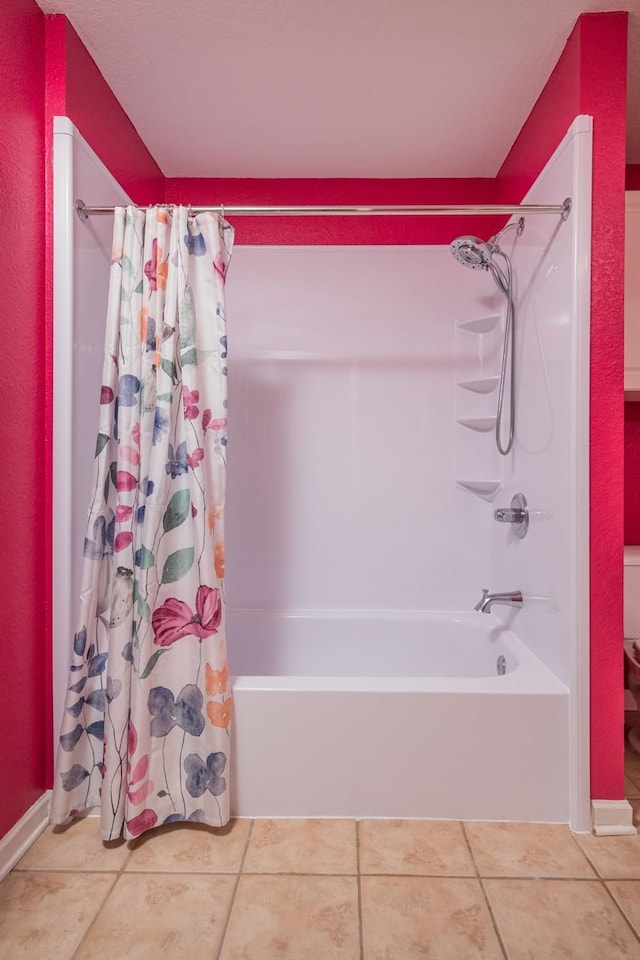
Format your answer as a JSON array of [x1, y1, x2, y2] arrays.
[[457, 315, 500, 334], [458, 376, 500, 394], [456, 417, 497, 433], [456, 480, 502, 501]]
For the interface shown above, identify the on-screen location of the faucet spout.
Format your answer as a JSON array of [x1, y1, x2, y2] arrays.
[[474, 588, 523, 614]]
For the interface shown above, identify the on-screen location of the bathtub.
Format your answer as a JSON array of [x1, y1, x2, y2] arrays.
[[229, 610, 569, 822]]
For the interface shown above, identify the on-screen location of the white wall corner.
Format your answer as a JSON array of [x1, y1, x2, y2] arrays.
[[0, 791, 51, 882], [591, 799, 637, 836]]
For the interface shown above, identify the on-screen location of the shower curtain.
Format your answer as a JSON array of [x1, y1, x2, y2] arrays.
[[50, 206, 234, 840]]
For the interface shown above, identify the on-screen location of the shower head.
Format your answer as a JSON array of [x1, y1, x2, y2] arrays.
[[449, 218, 525, 272], [449, 236, 493, 271]]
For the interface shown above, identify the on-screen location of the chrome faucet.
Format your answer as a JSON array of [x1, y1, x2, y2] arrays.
[[474, 588, 523, 614]]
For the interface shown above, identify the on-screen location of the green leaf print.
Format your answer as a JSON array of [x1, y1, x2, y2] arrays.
[[161, 547, 194, 584], [162, 490, 190, 533]]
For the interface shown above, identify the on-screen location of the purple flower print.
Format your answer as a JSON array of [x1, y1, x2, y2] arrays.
[[184, 751, 227, 798], [153, 408, 170, 445], [184, 232, 206, 256], [118, 374, 140, 408], [147, 684, 205, 738], [165, 441, 188, 478], [83, 514, 115, 559]]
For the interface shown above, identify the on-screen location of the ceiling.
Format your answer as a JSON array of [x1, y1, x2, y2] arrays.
[[36, 0, 640, 178]]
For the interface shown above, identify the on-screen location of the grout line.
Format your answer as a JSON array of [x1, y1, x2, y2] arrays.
[[567, 830, 602, 880], [461, 822, 509, 960], [70, 828, 137, 959], [216, 818, 255, 960], [69, 873, 119, 960], [600, 879, 640, 945], [356, 820, 364, 960]]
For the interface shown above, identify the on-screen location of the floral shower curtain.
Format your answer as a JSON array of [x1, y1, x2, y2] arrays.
[[50, 206, 234, 840]]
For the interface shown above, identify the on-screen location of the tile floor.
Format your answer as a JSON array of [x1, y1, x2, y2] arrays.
[[1, 755, 640, 959]]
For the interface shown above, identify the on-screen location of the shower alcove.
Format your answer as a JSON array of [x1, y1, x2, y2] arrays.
[[53, 116, 592, 829]]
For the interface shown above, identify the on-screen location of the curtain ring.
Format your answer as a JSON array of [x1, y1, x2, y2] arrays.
[[220, 203, 225, 222]]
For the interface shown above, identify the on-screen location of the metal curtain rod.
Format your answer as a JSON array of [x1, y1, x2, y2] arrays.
[[75, 198, 572, 221]]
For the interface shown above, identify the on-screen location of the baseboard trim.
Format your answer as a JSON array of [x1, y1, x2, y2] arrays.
[[0, 791, 51, 882], [591, 798, 637, 836]]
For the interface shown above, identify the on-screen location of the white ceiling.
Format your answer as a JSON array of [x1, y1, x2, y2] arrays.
[[36, 0, 640, 178]]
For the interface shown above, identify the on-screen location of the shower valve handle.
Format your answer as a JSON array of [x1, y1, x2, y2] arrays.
[[494, 508, 526, 523], [493, 493, 529, 539]]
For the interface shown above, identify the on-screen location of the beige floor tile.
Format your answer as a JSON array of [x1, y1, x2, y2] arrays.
[[485, 878, 640, 959], [361, 876, 503, 959], [75, 873, 235, 959], [243, 818, 357, 874], [608, 881, 640, 936], [219, 875, 359, 960], [16, 818, 130, 872], [465, 821, 595, 878], [0, 871, 114, 960], [359, 819, 475, 876], [576, 830, 640, 879], [125, 818, 251, 873]]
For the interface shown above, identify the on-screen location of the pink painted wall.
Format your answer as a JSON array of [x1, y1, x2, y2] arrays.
[[0, 0, 47, 837], [165, 178, 500, 246], [498, 12, 628, 801]]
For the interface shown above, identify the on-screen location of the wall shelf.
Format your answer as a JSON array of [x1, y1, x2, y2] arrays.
[[457, 315, 500, 334], [456, 417, 497, 433], [458, 376, 499, 394], [456, 480, 502, 500]]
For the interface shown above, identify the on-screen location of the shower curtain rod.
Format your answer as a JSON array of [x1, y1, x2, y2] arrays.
[[75, 198, 572, 221]]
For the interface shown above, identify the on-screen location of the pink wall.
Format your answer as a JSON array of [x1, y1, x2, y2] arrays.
[[44, 17, 164, 204], [165, 178, 500, 246], [0, 0, 47, 837], [498, 12, 628, 801]]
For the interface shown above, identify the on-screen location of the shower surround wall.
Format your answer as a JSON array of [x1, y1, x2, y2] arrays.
[[224, 247, 492, 613]]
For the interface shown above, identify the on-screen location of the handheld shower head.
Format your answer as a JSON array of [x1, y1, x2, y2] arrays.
[[449, 236, 493, 271], [449, 217, 525, 458]]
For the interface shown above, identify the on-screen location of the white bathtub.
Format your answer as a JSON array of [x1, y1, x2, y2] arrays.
[[229, 611, 569, 822]]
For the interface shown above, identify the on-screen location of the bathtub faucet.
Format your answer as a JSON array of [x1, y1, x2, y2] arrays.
[[474, 588, 523, 614]]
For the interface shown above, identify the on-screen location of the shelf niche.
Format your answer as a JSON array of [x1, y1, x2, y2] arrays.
[[457, 315, 500, 334]]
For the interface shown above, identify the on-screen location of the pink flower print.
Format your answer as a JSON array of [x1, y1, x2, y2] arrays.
[[100, 386, 114, 404], [115, 505, 133, 522], [213, 254, 227, 282], [127, 809, 158, 837], [202, 410, 227, 432], [187, 447, 204, 470], [132, 423, 141, 446], [120, 445, 140, 466], [114, 531, 133, 552], [144, 239, 168, 292], [183, 387, 199, 420], [152, 585, 222, 647]]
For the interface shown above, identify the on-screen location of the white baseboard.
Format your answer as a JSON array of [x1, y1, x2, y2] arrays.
[[591, 798, 637, 836], [0, 791, 51, 882]]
